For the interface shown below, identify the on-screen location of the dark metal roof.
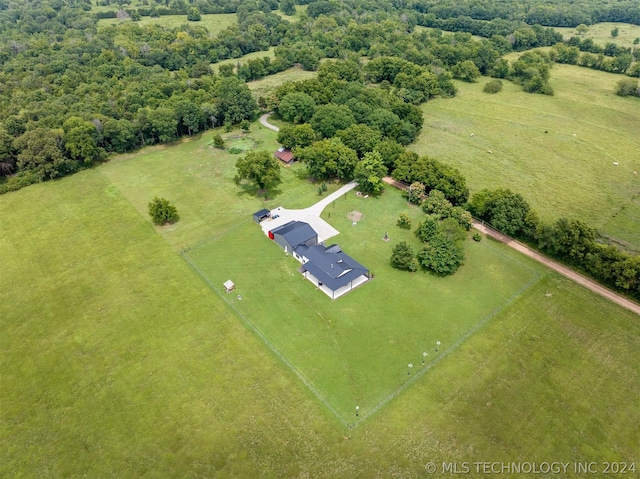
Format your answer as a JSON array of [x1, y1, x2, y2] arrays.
[[253, 208, 270, 218], [271, 221, 317, 248], [295, 244, 368, 291]]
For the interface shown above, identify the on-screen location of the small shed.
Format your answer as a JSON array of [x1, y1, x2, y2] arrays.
[[274, 147, 294, 165], [223, 280, 235, 293], [253, 209, 271, 223]]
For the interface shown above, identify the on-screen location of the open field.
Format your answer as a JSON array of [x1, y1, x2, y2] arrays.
[[97, 13, 237, 33], [554, 22, 640, 48], [97, 127, 342, 250], [185, 189, 540, 422], [413, 65, 640, 249], [248, 66, 317, 100], [1, 122, 639, 476], [214, 48, 276, 73]]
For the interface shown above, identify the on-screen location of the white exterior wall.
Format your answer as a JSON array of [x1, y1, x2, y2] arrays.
[[302, 271, 369, 299]]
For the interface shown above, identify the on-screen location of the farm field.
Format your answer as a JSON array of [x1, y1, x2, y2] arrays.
[[554, 22, 640, 48], [185, 189, 541, 422], [1, 126, 639, 476], [413, 64, 640, 249], [97, 13, 237, 33]]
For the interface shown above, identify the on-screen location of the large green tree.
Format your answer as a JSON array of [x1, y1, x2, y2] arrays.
[[62, 117, 102, 164], [234, 150, 282, 191], [336, 124, 381, 158], [14, 128, 74, 180], [468, 188, 533, 237], [310, 104, 356, 139], [277, 124, 316, 150], [296, 138, 358, 180], [277, 92, 316, 124], [353, 151, 387, 195], [0, 127, 16, 176], [214, 76, 258, 125], [417, 235, 465, 275]]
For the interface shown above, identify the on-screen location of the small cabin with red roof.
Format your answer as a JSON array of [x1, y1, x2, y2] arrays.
[[274, 147, 294, 165]]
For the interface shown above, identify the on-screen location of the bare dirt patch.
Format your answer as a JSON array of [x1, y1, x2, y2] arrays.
[[347, 210, 363, 222]]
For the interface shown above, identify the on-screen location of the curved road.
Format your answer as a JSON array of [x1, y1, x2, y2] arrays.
[[382, 177, 640, 316], [259, 112, 279, 132]]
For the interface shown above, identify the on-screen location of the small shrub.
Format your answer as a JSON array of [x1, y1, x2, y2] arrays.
[[224, 121, 233, 132], [397, 212, 412, 230], [473, 232, 482, 242], [212, 134, 225, 149], [483, 79, 503, 94], [228, 147, 243, 154], [390, 241, 418, 272], [241, 119, 251, 131], [148, 197, 179, 226], [616, 78, 640, 97]]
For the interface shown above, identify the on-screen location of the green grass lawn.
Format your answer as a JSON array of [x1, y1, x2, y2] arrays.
[[98, 126, 336, 250], [554, 22, 640, 48], [185, 188, 541, 422], [97, 13, 237, 33], [413, 65, 640, 249], [2, 118, 639, 476]]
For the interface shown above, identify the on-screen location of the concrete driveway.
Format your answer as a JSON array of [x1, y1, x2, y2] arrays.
[[260, 181, 358, 243]]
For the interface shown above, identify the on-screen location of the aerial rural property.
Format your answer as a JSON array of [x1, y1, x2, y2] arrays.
[[1, 0, 639, 477]]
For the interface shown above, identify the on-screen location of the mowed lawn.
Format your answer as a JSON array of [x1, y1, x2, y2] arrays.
[[186, 187, 542, 422], [1, 130, 639, 476], [413, 65, 640, 249], [98, 127, 341, 251]]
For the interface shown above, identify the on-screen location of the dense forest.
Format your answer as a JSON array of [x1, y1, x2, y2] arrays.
[[0, 0, 638, 191]]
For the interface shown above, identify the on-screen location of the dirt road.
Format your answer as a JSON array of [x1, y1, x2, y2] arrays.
[[259, 112, 279, 132], [382, 176, 640, 316]]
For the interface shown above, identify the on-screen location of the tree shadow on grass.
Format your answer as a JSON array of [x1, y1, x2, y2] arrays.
[[234, 181, 283, 202]]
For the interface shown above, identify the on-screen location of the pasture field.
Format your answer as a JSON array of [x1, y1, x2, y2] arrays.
[[185, 188, 541, 422], [554, 22, 640, 48], [247, 66, 317, 99], [214, 48, 276, 73], [413, 65, 640, 249], [1, 126, 639, 477], [97, 13, 237, 33]]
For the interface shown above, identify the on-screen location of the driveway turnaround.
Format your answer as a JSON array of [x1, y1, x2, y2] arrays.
[[260, 181, 358, 243]]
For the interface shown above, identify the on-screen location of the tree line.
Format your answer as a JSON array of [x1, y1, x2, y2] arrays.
[[469, 189, 640, 301], [1, 0, 638, 193]]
